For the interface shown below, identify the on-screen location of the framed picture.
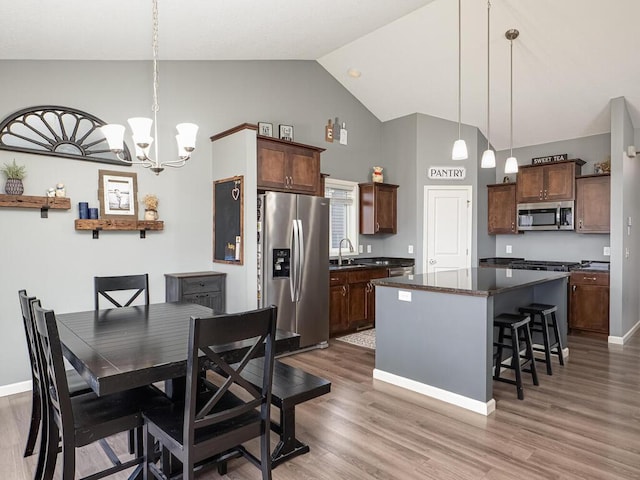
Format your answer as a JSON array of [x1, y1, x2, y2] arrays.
[[258, 122, 273, 137], [279, 124, 294, 141], [98, 169, 138, 219]]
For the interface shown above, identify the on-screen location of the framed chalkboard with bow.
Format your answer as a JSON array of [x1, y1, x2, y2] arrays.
[[213, 175, 243, 265]]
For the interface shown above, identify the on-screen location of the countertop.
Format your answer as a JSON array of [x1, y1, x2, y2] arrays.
[[373, 267, 569, 297], [329, 256, 415, 271]]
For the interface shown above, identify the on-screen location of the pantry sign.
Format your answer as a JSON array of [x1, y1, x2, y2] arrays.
[[427, 166, 466, 180]]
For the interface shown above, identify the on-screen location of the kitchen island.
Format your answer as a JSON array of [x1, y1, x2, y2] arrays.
[[372, 268, 569, 415]]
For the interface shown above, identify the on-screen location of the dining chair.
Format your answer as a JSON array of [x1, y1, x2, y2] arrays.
[[143, 305, 278, 480], [94, 273, 150, 310], [32, 301, 165, 480], [18, 290, 91, 469]]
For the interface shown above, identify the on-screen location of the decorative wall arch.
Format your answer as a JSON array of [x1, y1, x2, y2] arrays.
[[0, 105, 131, 165]]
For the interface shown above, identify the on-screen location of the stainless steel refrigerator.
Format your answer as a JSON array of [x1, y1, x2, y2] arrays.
[[258, 192, 329, 349]]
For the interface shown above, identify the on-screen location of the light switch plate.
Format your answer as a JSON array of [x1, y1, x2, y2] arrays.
[[506, 245, 513, 254], [604, 246, 611, 256], [408, 245, 414, 254], [367, 245, 372, 253]]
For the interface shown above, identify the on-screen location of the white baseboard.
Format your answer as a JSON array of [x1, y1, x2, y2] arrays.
[[608, 319, 640, 345], [0, 380, 31, 398], [373, 369, 496, 416]]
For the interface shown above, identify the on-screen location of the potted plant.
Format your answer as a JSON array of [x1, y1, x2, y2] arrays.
[[1, 159, 26, 195], [143, 194, 158, 220]]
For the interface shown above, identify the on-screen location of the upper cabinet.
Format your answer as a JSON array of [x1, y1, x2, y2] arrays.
[[359, 182, 398, 235], [575, 174, 610, 233], [488, 183, 517, 235], [257, 136, 324, 196], [516, 160, 584, 203]]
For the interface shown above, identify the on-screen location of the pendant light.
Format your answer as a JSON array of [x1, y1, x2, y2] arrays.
[[504, 28, 520, 174], [481, 1, 496, 168], [451, 0, 468, 160]]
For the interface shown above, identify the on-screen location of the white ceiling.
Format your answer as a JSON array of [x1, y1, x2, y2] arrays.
[[2, 0, 639, 151]]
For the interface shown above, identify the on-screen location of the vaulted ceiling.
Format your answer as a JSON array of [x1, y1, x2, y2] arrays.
[[2, 0, 638, 151]]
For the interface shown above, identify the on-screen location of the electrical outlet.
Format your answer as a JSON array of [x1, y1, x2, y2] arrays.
[[367, 245, 372, 253], [398, 291, 412, 302], [358, 244, 363, 254], [506, 245, 513, 254], [626, 248, 630, 259], [604, 246, 611, 256], [408, 245, 414, 254]]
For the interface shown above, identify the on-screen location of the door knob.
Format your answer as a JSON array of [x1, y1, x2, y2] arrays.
[[429, 259, 436, 265]]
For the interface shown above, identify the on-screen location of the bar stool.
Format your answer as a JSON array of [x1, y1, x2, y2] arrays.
[[493, 313, 539, 400], [518, 303, 564, 375]]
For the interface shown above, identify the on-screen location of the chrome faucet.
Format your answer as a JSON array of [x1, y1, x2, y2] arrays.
[[338, 238, 354, 266]]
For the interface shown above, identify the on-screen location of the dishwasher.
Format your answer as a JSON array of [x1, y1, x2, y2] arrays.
[[388, 265, 414, 277]]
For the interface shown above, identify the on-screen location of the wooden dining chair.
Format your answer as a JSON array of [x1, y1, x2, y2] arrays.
[[94, 273, 150, 310], [32, 301, 165, 480], [18, 290, 91, 472], [142, 305, 278, 480]]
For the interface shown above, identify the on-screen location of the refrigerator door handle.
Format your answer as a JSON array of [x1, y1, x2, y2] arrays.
[[296, 219, 305, 302], [290, 219, 298, 302]]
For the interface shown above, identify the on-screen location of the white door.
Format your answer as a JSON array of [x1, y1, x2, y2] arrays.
[[423, 186, 472, 275]]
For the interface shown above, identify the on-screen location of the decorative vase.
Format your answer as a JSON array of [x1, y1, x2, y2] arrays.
[[144, 209, 158, 221], [5, 178, 24, 195], [372, 166, 384, 183]]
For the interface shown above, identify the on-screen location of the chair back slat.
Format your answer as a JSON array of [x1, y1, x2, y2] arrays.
[[184, 306, 277, 448], [19, 290, 42, 384], [94, 274, 149, 310]]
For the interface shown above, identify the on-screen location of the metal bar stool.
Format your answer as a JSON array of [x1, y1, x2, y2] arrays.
[[493, 313, 539, 400], [519, 303, 564, 375]]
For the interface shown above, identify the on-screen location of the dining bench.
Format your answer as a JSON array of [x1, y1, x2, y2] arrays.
[[233, 358, 331, 468]]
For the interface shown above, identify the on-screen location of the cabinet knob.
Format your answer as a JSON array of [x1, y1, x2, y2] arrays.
[[376, 222, 380, 232], [511, 222, 515, 232], [583, 276, 597, 281], [342, 285, 347, 296], [572, 285, 576, 292]]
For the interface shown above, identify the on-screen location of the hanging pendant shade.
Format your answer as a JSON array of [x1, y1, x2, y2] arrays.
[[452, 0, 467, 160], [481, 0, 495, 169], [505, 28, 519, 174]]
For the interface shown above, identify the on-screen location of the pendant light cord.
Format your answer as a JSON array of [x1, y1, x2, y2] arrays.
[[486, 0, 491, 150], [152, 0, 160, 164], [509, 33, 513, 158], [457, 0, 462, 139]]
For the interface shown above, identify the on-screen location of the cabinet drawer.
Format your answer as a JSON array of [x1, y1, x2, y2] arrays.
[[570, 272, 609, 286], [329, 271, 347, 287], [181, 276, 224, 294], [347, 267, 387, 284]]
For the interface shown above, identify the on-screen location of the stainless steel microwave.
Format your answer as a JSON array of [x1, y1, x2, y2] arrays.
[[517, 201, 574, 231]]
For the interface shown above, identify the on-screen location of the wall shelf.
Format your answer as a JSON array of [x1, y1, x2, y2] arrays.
[[75, 219, 164, 239], [0, 194, 70, 218]]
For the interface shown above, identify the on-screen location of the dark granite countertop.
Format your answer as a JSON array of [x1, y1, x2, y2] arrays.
[[373, 267, 569, 297], [330, 257, 415, 270]]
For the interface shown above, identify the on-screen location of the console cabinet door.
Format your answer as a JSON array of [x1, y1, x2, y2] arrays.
[[488, 183, 517, 234], [576, 174, 610, 233]]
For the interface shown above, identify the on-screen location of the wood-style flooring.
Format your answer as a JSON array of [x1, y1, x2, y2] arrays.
[[4, 333, 640, 479]]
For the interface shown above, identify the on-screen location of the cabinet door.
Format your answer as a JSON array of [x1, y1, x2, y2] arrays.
[[576, 175, 610, 233], [488, 184, 517, 234], [544, 162, 575, 201], [257, 142, 288, 191], [375, 184, 397, 233], [288, 148, 321, 195], [182, 292, 224, 314], [516, 167, 544, 203], [569, 284, 609, 334], [348, 281, 369, 328], [329, 284, 349, 335]]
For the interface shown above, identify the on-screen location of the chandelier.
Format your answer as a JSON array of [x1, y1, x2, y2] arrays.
[[102, 0, 198, 175]]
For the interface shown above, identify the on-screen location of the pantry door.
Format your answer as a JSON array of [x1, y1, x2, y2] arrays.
[[423, 186, 472, 275]]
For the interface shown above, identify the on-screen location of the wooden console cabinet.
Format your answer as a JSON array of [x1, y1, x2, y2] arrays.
[[488, 183, 517, 234], [165, 271, 226, 314], [516, 160, 583, 203], [569, 271, 609, 335], [359, 182, 399, 235], [329, 266, 388, 336], [257, 136, 324, 196], [575, 174, 610, 233]]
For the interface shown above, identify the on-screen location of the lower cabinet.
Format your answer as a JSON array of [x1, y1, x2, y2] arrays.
[[569, 271, 609, 335], [329, 267, 387, 336], [165, 271, 227, 314]]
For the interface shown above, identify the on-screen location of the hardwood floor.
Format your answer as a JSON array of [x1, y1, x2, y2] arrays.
[[5, 333, 640, 479]]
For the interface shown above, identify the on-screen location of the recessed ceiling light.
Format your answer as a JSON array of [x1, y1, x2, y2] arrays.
[[347, 68, 361, 78]]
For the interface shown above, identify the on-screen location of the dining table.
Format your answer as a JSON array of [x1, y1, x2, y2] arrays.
[[56, 301, 301, 398]]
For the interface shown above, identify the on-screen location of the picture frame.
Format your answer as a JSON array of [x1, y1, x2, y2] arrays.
[[258, 122, 273, 137], [279, 124, 294, 141], [98, 169, 138, 219]]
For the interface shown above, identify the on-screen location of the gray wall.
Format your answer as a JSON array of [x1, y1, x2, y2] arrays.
[[0, 59, 385, 389]]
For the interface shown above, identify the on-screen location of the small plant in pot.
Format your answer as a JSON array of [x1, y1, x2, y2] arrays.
[[1, 159, 26, 195], [143, 194, 159, 220]]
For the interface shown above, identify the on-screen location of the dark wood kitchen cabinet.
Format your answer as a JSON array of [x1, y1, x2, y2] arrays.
[[569, 271, 609, 335], [329, 266, 388, 336], [575, 174, 610, 233], [165, 271, 226, 313], [516, 160, 584, 203], [359, 182, 399, 234], [488, 183, 517, 234], [257, 136, 324, 196]]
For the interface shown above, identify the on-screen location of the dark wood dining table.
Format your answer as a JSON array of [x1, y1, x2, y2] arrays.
[[56, 301, 300, 397]]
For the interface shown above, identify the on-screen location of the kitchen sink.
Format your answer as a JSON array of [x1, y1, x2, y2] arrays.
[[329, 264, 368, 270]]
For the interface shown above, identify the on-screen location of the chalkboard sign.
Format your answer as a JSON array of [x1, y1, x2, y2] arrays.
[[213, 175, 243, 265]]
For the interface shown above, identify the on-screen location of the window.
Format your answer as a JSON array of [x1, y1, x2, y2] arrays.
[[325, 178, 359, 257]]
